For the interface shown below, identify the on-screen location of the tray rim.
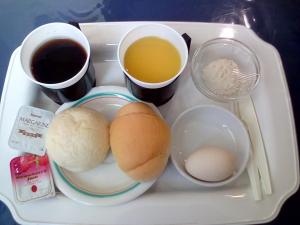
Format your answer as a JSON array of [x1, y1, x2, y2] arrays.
[[0, 21, 299, 225]]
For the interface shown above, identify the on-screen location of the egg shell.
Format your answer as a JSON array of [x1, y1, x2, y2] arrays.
[[185, 147, 236, 182]]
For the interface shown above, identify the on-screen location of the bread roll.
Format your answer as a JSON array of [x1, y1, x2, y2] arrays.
[[127, 153, 169, 181], [110, 102, 170, 181], [46, 107, 110, 172], [116, 102, 156, 117]]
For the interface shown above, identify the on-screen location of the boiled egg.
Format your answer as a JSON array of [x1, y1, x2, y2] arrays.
[[185, 146, 237, 182]]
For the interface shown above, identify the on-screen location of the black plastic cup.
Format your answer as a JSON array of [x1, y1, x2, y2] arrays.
[[20, 22, 95, 105], [118, 23, 191, 106]]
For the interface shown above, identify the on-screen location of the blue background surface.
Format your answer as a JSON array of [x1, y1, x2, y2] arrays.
[[0, 0, 299, 224]]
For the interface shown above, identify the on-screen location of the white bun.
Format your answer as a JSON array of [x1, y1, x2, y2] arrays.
[[46, 107, 109, 172]]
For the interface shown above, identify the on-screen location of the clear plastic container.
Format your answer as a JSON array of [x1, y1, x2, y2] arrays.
[[191, 38, 260, 102]]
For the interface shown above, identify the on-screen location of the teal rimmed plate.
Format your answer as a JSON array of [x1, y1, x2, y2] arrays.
[[50, 86, 157, 206]]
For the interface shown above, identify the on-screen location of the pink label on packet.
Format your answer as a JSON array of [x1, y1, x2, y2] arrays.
[[10, 154, 55, 202]]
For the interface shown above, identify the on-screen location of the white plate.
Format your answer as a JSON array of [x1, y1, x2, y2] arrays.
[[0, 22, 298, 225], [51, 86, 156, 206]]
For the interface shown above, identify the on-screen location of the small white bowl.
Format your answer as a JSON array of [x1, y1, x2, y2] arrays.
[[171, 105, 250, 187]]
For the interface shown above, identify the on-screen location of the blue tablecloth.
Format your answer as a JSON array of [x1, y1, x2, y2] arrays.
[[0, 0, 299, 224]]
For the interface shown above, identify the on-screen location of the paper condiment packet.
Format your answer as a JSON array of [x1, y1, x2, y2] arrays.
[[9, 106, 54, 156]]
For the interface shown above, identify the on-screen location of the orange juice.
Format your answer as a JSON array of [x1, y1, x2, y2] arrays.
[[124, 37, 181, 83]]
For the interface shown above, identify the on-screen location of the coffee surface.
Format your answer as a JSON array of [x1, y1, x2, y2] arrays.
[[31, 39, 87, 84]]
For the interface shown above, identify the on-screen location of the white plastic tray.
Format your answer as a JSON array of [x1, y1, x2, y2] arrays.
[[0, 22, 299, 225]]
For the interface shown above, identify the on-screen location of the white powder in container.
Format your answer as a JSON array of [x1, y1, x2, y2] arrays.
[[202, 58, 255, 98]]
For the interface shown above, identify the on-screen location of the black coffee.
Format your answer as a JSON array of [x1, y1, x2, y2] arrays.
[[31, 39, 87, 84]]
